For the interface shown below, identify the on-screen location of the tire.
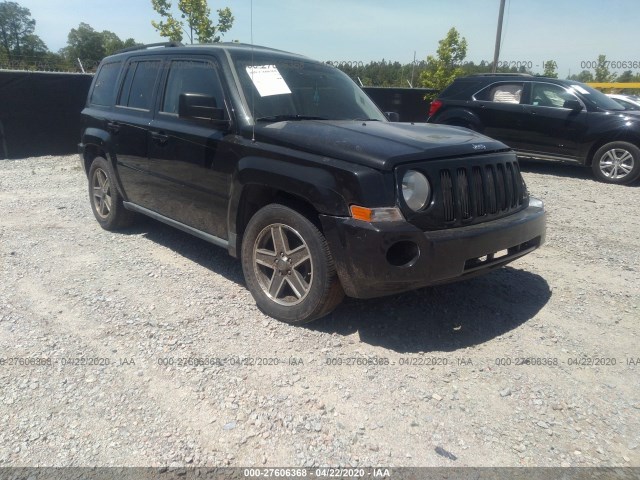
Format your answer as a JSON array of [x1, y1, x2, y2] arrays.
[[88, 156, 135, 230], [591, 141, 640, 184], [241, 204, 344, 324]]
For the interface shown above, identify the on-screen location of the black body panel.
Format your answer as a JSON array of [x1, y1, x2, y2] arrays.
[[79, 44, 545, 302]]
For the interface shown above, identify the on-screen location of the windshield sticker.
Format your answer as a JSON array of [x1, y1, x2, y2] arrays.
[[246, 65, 292, 97], [571, 85, 590, 95]]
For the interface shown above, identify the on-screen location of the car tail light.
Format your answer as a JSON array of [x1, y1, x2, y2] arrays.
[[429, 99, 443, 118]]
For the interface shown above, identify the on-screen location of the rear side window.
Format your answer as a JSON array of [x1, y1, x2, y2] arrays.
[[475, 82, 524, 104], [117, 60, 162, 110], [90, 62, 121, 106], [440, 80, 482, 99], [161, 60, 225, 115]]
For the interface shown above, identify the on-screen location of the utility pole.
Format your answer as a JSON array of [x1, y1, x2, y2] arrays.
[[491, 0, 506, 73]]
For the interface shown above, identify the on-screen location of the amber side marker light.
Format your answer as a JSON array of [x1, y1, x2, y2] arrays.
[[350, 205, 404, 222]]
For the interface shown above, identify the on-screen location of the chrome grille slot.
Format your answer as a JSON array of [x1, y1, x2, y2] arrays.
[[496, 163, 507, 211], [472, 166, 485, 216], [485, 165, 498, 214], [457, 167, 471, 219], [441, 169, 454, 222], [506, 162, 516, 208]]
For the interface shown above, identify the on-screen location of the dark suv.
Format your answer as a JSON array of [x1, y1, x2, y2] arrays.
[[79, 43, 545, 324], [428, 74, 640, 184]]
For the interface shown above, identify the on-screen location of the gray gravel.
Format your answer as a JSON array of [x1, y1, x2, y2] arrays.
[[0, 155, 638, 467]]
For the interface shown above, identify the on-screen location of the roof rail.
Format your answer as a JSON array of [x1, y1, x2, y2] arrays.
[[469, 73, 533, 77], [115, 42, 183, 54]]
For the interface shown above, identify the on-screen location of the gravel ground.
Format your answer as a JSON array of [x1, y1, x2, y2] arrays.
[[0, 155, 638, 468]]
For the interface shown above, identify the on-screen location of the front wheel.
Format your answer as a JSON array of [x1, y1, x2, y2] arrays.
[[591, 141, 640, 184], [241, 204, 344, 324]]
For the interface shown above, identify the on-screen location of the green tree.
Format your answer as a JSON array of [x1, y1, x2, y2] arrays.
[[617, 70, 635, 83], [543, 60, 558, 78], [419, 27, 468, 91], [0, 1, 47, 60], [594, 54, 616, 82], [62, 23, 105, 62], [568, 70, 594, 82], [61, 23, 141, 69], [101, 30, 138, 56], [151, 0, 234, 44]]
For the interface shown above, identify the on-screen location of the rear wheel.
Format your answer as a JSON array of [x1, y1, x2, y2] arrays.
[[241, 204, 344, 324], [88, 156, 135, 230], [591, 141, 640, 184]]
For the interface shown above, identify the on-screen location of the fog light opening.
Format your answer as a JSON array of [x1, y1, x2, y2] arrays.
[[386, 241, 420, 267]]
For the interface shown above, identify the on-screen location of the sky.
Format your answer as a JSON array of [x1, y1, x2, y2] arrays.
[[15, 0, 640, 78]]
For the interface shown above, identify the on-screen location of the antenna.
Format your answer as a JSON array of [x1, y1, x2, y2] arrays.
[[250, 0, 256, 143]]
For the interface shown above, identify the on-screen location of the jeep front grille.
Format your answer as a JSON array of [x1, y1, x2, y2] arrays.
[[439, 160, 525, 225], [398, 153, 528, 231]]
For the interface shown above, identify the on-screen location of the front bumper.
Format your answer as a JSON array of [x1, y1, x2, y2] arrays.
[[320, 200, 546, 299]]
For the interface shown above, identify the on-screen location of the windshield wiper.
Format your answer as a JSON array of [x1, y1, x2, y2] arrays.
[[256, 114, 328, 122]]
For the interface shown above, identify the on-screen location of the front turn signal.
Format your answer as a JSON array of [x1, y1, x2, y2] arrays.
[[350, 205, 404, 223]]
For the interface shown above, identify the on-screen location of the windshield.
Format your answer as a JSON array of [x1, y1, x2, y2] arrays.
[[231, 53, 387, 122], [567, 82, 625, 111]]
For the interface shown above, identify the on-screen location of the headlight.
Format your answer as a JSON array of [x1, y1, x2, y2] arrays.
[[402, 170, 430, 211]]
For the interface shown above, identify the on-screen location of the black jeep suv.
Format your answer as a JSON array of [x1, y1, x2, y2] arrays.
[[428, 74, 640, 184], [79, 43, 545, 324]]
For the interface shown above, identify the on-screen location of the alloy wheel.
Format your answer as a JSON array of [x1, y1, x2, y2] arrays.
[[598, 148, 635, 180], [252, 224, 313, 306], [92, 167, 112, 219]]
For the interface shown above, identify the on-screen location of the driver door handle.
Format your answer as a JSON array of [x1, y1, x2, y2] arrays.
[[107, 121, 120, 134], [151, 131, 169, 145]]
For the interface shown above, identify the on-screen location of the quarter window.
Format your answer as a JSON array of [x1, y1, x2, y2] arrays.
[[476, 83, 524, 104], [117, 60, 161, 110], [162, 60, 225, 115], [90, 62, 121, 106]]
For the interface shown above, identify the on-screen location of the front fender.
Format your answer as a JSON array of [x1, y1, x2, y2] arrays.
[[227, 154, 396, 255]]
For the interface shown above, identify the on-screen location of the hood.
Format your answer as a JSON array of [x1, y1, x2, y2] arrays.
[[250, 121, 509, 170]]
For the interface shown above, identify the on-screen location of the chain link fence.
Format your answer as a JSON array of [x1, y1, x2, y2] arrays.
[[0, 55, 101, 74]]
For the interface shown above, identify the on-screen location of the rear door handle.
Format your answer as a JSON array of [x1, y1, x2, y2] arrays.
[[107, 121, 120, 134], [151, 131, 169, 145]]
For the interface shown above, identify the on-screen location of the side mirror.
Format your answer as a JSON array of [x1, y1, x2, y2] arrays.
[[563, 99, 583, 111], [179, 93, 227, 123], [386, 111, 400, 122]]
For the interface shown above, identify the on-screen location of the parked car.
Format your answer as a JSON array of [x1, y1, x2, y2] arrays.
[[79, 43, 545, 324], [428, 74, 640, 184], [607, 93, 640, 111]]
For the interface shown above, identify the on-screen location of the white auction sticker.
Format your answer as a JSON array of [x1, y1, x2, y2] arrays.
[[246, 65, 292, 97]]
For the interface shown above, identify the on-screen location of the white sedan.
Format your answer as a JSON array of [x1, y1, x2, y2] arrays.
[[607, 93, 640, 111]]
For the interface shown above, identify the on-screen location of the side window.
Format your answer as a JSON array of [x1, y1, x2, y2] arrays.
[[90, 62, 121, 106], [162, 60, 226, 115], [476, 82, 524, 104], [531, 83, 578, 108], [117, 60, 161, 110]]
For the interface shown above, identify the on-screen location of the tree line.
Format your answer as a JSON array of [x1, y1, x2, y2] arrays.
[[0, 0, 234, 71], [337, 28, 640, 92], [1, 1, 638, 91]]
